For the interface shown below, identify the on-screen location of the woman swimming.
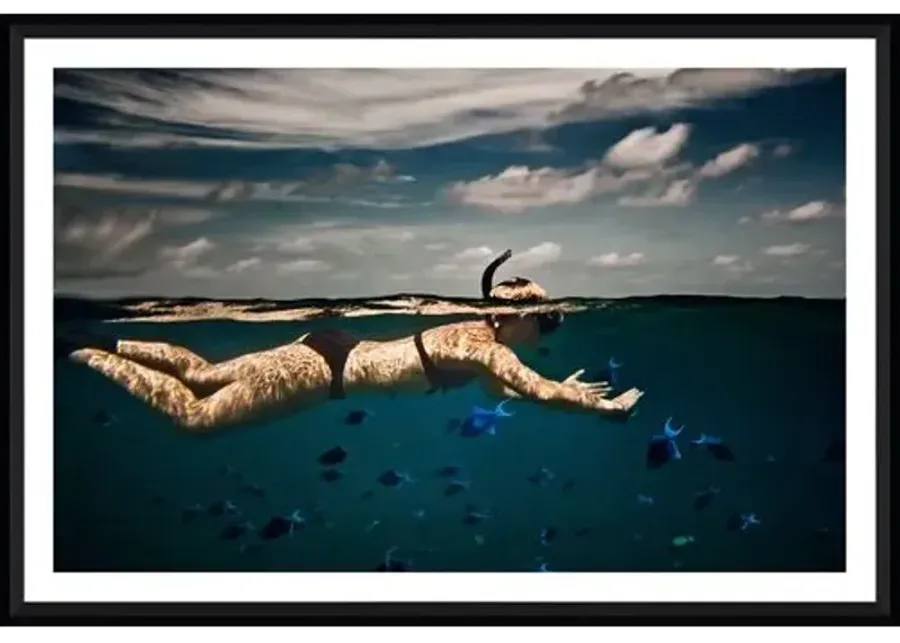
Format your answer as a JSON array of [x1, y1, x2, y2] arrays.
[[58, 250, 644, 433]]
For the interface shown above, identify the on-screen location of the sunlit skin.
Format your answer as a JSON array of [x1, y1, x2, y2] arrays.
[[66, 253, 645, 434]]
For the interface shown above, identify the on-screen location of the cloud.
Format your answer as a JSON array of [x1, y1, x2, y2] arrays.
[[425, 242, 449, 251], [712, 254, 740, 266], [758, 200, 839, 224], [762, 243, 810, 257], [55, 206, 162, 280], [55, 69, 826, 151], [506, 242, 562, 269], [56, 160, 419, 205], [446, 165, 604, 214], [552, 69, 815, 123], [225, 257, 262, 273], [56, 173, 212, 199], [454, 246, 494, 261], [697, 143, 760, 178], [603, 123, 691, 169], [445, 164, 658, 214], [712, 254, 754, 274], [586, 252, 646, 267], [618, 179, 696, 207], [276, 236, 317, 254], [159, 237, 215, 269], [432, 242, 561, 279], [275, 259, 332, 274], [445, 122, 698, 213]]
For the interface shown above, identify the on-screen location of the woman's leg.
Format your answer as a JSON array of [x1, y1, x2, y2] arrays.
[[115, 340, 253, 395], [70, 348, 280, 432]]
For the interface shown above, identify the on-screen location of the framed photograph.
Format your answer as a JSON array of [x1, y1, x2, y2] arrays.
[[6, 14, 892, 624]]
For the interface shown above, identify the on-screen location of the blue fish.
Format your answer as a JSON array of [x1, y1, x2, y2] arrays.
[[691, 433, 736, 462], [536, 561, 551, 572], [607, 357, 623, 389], [646, 417, 685, 469], [740, 513, 761, 531], [459, 399, 514, 437], [727, 512, 762, 532], [636, 493, 655, 506]]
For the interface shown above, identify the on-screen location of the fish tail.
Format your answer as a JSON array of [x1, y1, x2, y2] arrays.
[[495, 399, 514, 417]]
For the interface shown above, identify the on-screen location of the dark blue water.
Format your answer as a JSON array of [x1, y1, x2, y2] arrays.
[[54, 298, 845, 572]]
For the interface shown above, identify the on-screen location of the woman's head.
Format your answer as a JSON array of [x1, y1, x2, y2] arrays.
[[480, 250, 564, 345]]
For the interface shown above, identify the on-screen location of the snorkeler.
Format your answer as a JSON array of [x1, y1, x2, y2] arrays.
[[57, 249, 644, 433]]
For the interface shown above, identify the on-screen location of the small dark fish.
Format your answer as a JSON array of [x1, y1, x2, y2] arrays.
[[540, 527, 558, 546], [345, 409, 373, 425], [208, 500, 240, 517], [181, 503, 204, 524], [221, 520, 255, 541], [149, 494, 165, 507], [691, 434, 736, 462], [321, 468, 343, 482], [527, 466, 556, 487], [537, 347, 551, 357], [318, 445, 348, 466], [646, 436, 679, 469], [360, 490, 375, 501], [238, 482, 265, 498], [575, 527, 593, 537], [374, 547, 410, 571], [445, 418, 462, 433], [647, 418, 684, 469], [462, 505, 492, 525], [378, 469, 413, 487], [259, 510, 305, 541], [823, 437, 845, 464], [434, 464, 464, 478], [443, 480, 471, 496], [561, 479, 576, 493], [92, 410, 115, 427], [693, 487, 720, 511]]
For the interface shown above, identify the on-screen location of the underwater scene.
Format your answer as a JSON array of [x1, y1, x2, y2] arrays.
[[54, 296, 846, 573]]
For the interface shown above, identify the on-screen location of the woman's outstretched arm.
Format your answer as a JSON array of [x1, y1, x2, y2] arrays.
[[470, 343, 643, 418]]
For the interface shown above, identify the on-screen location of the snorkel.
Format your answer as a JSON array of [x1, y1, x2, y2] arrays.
[[479, 249, 563, 335], [481, 249, 513, 299]]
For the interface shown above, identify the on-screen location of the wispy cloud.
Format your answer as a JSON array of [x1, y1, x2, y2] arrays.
[[55, 68, 825, 151], [275, 258, 333, 274], [697, 143, 760, 178], [762, 243, 810, 257], [586, 252, 646, 267], [550, 69, 821, 125], [758, 200, 842, 224], [56, 159, 420, 207], [225, 257, 262, 273], [712, 254, 754, 274]]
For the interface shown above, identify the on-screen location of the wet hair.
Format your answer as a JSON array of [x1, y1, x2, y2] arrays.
[[480, 250, 563, 335]]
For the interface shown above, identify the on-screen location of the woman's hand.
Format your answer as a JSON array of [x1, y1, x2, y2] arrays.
[[598, 387, 644, 422], [562, 368, 614, 399]]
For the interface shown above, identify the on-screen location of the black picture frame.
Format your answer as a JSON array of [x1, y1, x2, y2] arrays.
[[2, 13, 894, 626]]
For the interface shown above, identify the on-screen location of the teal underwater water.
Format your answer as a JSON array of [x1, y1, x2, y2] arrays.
[[54, 298, 846, 572]]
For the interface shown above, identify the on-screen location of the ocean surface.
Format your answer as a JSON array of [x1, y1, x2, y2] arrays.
[[53, 296, 846, 572]]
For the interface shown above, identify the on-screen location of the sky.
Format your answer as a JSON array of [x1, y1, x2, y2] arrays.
[[53, 68, 846, 300]]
